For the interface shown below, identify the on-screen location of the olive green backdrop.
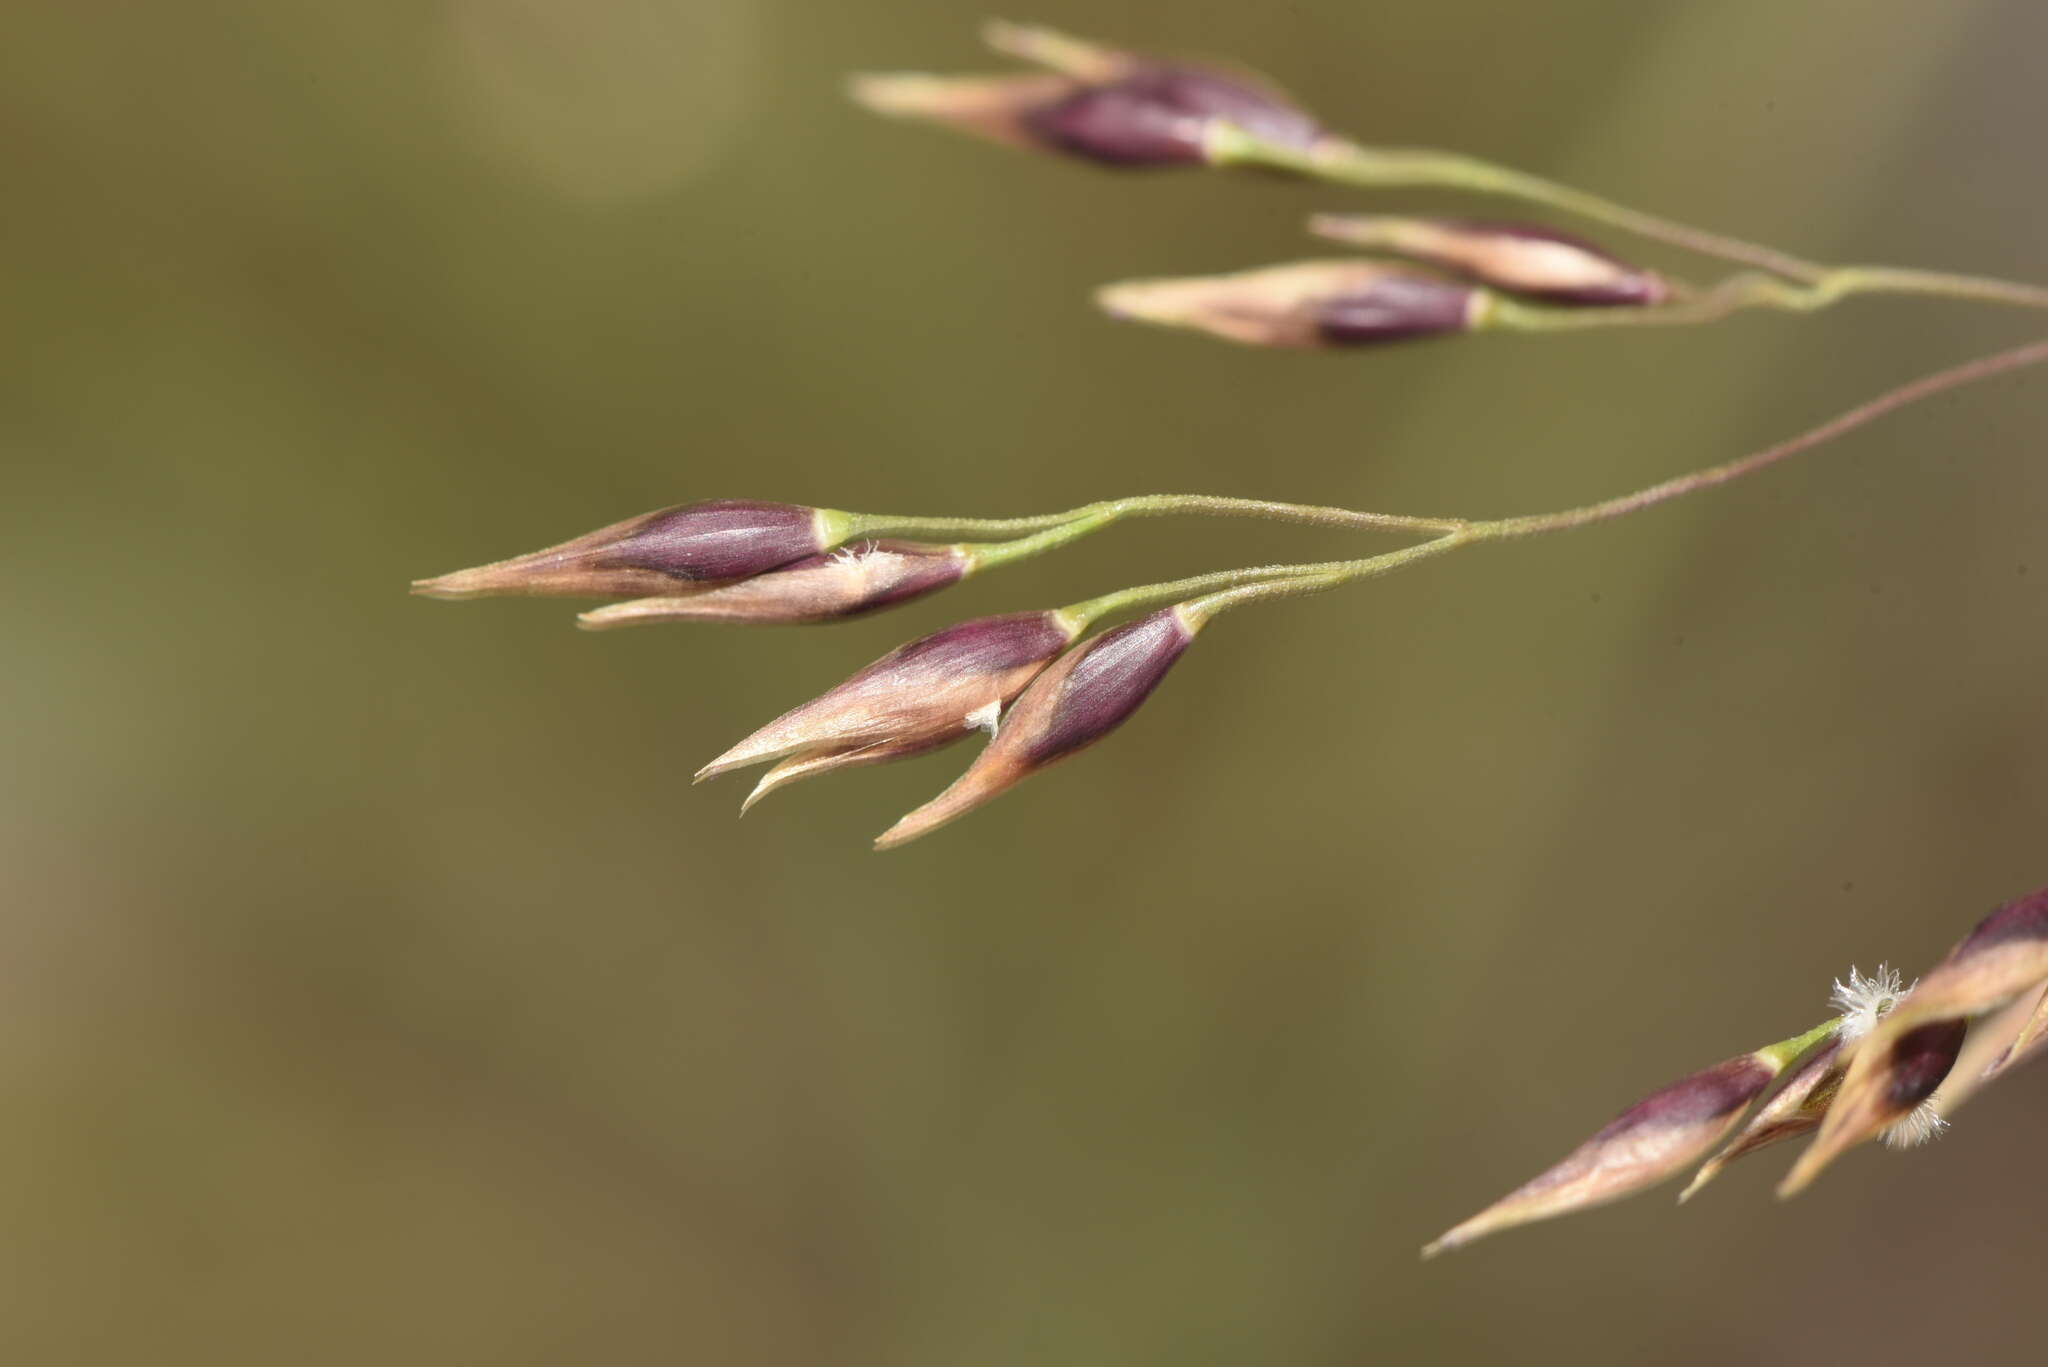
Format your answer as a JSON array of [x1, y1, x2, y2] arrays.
[[5, 1, 2045, 1363]]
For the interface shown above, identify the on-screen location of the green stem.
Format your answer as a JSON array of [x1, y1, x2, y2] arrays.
[[842, 507, 1086, 540], [1491, 268, 2048, 335], [1471, 337, 2048, 539], [1171, 337, 2048, 625], [1216, 129, 2048, 309], [1057, 556, 1415, 631], [1175, 535, 1472, 628], [1829, 265, 2048, 312], [844, 338, 2044, 633], [1754, 1018, 1844, 1071], [1218, 130, 1828, 281], [957, 508, 1122, 570], [1489, 272, 1834, 332], [850, 493, 1470, 551]]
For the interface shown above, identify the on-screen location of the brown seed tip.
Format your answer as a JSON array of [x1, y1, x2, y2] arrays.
[[848, 71, 1080, 153], [739, 736, 955, 816], [411, 567, 523, 600], [741, 752, 841, 815], [979, 21, 1132, 82], [873, 758, 1018, 851], [2002, 984, 2048, 1071]]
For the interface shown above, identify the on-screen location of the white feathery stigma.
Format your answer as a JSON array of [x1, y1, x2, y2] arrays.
[[1829, 963, 1951, 1149], [829, 540, 883, 566], [1880, 1102, 1950, 1149], [965, 700, 1002, 737], [1829, 963, 1912, 1043]]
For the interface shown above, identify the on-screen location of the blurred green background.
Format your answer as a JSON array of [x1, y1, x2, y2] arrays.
[[6, 1, 2045, 1362]]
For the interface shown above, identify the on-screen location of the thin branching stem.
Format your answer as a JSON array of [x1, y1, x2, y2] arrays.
[[1153, 337, 2048, 625], [1477, 337, 2048, 537], [852, 494, 1470, 548], [1061, 540, 1465, 629], [1246, 134, 1831, 283], [1213, 128, 2048, 309], [1494, 270, 2048, 335]]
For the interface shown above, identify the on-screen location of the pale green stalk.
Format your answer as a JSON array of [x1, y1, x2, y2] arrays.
[[1176, 535, 1472, 628], [846, 493, 1468, 547], [1493, 269, 2048, 335], [1173, 337, 2048, 624], [1212, 127, 2048, 310], [1753, 1018, 1844, 1071], [838, 338, 2045, 629], [1062, 538, 1469, 631], [1472, 338, 2048, 538]]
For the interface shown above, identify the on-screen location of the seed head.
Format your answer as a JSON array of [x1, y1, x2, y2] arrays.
[[1022, 63, 1318, 168], [411, 500, 840, 601], [1779, 1018, 1970, 1196], [852, 23, 1318, 170], [1425, 1051, 1781, 1257], [874, 605, 1198, 849], [1099, 260, 1485, 349], [1781, 886, 2048, 1195], [697, 609, 1081, 795], [1677, 1036, 1844, 1202], [575, 541, 969, 629], [1310, 215, 1668, 307]]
